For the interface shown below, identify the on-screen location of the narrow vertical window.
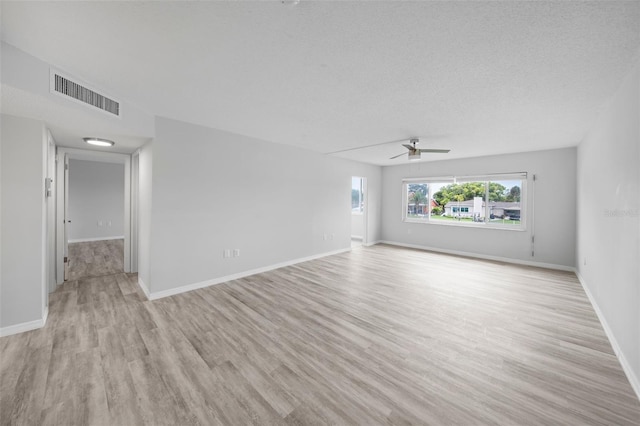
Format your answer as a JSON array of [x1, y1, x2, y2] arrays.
[[352, 177, 364, 214]]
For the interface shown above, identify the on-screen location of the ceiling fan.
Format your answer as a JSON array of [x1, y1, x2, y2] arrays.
[[390, 138, 450, 160]]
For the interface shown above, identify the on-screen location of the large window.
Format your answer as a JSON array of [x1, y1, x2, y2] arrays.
[[402, 173, 526, 229]]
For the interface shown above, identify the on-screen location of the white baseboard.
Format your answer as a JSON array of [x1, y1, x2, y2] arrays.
[[0, 307, 48, 337], [379, 240, 575, 272], [363, 240, 382, 247], [574, 269, 640, 401], [147, 247, 351, 301], [137, 276, 151, 300], [68, 236, 124, 243]]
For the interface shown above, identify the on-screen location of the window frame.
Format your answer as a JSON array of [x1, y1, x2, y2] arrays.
[[401, 172, 527, 231]]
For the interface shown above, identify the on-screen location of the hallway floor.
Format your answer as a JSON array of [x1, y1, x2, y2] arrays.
[[1, 245, 639, 425], [68, 239, 124, 281]]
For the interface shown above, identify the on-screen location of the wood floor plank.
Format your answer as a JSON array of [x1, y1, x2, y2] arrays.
[[97, 327, 145, 425], [3, 345, 51, 425], [1, 243, 639, 425], [127, 355, 196, 426], [138, 327, 222, 425], [73, 348, 110, 426], [68, 239, 124, 281]]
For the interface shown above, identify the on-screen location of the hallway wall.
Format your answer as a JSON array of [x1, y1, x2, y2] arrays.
[[0, 114, 48, 334]]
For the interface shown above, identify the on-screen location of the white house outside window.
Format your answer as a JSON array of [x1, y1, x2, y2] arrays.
[[402, 173, 527, 230]]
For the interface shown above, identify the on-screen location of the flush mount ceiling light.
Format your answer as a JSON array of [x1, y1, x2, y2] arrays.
[[83, 137, 115, 147]]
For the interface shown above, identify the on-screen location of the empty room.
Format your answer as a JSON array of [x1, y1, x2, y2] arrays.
[[1, 1, 639, 425]]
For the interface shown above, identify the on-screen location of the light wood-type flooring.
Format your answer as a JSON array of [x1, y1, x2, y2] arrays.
[[67, 239, 124, 281], [1, 244, 639, 425]]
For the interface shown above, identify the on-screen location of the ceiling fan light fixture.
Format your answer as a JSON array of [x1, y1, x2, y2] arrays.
[[83, 137, 115, 147], [386, 137, 451, 161]]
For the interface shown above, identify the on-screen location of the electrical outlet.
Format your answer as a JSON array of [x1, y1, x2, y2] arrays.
[[107, 221, 112, 227], [330, 233, 335, 240], [233, 249, 240, 257], [323, 234, 327, 241], [97, 220, 103, 227], [223, 249, 231, 258]]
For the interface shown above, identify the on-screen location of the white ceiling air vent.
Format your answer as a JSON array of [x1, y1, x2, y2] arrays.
[[50, 69, 120, 117]]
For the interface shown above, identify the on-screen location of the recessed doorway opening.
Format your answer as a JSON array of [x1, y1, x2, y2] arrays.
[[56, 147, 134, 285], [351, 176, 368, 248]]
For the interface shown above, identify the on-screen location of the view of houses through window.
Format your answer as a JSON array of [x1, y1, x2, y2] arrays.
[[404, 174, 526, 229]]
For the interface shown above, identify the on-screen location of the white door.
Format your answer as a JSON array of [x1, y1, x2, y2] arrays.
[[46, 134, 57, 293]]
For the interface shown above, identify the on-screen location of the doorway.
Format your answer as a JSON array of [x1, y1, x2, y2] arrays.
[[56, 148, 134, 284], [351, 176, 368, 247], [66, 157, 125, 280]]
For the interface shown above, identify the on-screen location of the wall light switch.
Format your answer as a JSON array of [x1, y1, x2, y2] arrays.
[[233, 249, 240, 257], [107, 221, 112, 227], [223, 249, 231, 258], [97, 220, 103, 227]]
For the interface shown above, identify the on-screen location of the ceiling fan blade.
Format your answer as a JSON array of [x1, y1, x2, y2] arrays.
[[325, 138, 412, 155], [402, 144, 414, 150], [419, 149, 450, 153], [389, 152, 407, 159]]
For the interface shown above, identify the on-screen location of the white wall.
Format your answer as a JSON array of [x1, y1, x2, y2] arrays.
[[576, 60, 639, 394], [0, 114, 47, 332], [366, 174, 382, 244], [142, 117, 381, 295], [137, 142, 153, 293], [381, 147, 577, 268], [68, 159, 124, 241]]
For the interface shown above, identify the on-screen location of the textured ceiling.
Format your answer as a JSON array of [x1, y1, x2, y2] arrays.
[[1, 1, 639, 164]]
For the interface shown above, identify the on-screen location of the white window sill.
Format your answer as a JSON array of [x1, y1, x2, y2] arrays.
[[403, 218, 527, 232]]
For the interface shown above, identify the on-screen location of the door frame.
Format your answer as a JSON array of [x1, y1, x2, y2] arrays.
[[55, 147, 133, 284], [351, 176, 369, 246], [362, 177, 369, 245], [45, 131, 57, 294], [130, 150, 139, 273]]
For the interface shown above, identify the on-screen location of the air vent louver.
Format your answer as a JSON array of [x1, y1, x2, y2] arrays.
[[52, 73, 120, 116]]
